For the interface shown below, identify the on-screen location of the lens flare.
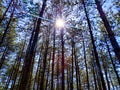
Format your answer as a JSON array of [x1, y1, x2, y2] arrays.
[[55, 18, 65, 28]]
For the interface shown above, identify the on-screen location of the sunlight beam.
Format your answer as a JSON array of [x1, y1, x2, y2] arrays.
[[55, 18, 65, 28]]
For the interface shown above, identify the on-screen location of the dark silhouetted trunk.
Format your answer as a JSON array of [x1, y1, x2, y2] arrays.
[[78, 65, 82, 90], [95, 0, 120, 63], [102, 62, 110, 90], [108, 72, 115, 90], [39, 36, 50, 90], [5, 58, 18, 90], [61, 29, 65, 90], [104, 35, 120, 85], [10, 40, 26, 90], [45, 53, 51, 90], [67, 67, 70, 90], [18, 0, 47, 90], [51, 29, 56, 90], [74, 42, 79, 90], [33, 44, 43, 90], [70, 39, 74, 90], [56, 50, 60, 90], [0, 5, 15, 46], [0, 46, 8, 69], [92, 63, 98, 90], [0, 0, 13, 24], [82, 0, 106, 89]]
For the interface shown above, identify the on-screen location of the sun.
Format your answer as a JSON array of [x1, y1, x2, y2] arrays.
[[55, 18, 65, 28]]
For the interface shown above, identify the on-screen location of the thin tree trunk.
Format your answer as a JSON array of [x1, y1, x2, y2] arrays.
[[0, 0, 13, 24], [78, 65, 82, 90], [10, 40, 26, 90], [67, 67, 70, 90], [51, 29, 56, 90], [0, 5, 15, 46], [74, 42, 79, 90], [33, 45, 43, 90], [39, 37, 49, 90], [61, 29, 65, 90], [37, 59, 43, 90], [94, 0, 120, 63], [92, 63, 98, 90], [56, 50, 60, 90], [70, 39, 74, 90], [102, 62, 110, 90], [108, 72, 115, 90], [0, 46, 8, 69], [104, 35, 120, 85], [4, 58, 18, 90], [82, 0, 106, 89], [82, 33, 90, 90], [45, 53, 51, 90]]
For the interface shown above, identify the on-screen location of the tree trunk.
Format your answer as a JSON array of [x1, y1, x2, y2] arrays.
[[33, 45, 43, 90], [0, 0, 13, 25], [67, 67, 70, 90], [92, 63, 98, 90], [104, 35, 120, 85], [0, 5, 15, 46], [0, 46, 8, 69], [45, 53, 51, 90], [94, 0, 120, 63], [82, 33, 90, 90], [10, 40, 26, 90], [39, 37, 49, 90], [102, 62, 110, 90], [74, 41, 79, 90], [51, 29, 56, 90], [70, 39, 74, 90], [61, 29, 65, 90], [78, 65, 82, 90], [18, 0, 47, 89], [82, 0, 106, 89], [5, 58, 18, 90], [56, 50, 60, 90], [108, 72, 115, 90]]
